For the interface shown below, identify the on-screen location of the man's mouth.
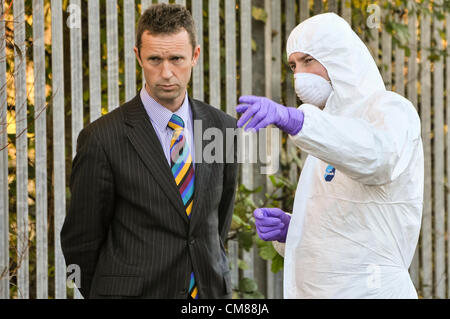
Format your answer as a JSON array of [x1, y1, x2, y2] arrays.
[[159, 84, 177, 90]]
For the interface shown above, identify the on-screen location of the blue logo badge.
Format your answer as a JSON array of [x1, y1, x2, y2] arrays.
[[324, 165, 336, 182]]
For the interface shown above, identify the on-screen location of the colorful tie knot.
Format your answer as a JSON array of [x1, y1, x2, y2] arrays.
[[168, 114, 185, 130]]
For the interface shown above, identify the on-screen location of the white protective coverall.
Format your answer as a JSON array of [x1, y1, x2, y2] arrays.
[[279, 13, 424, 298]]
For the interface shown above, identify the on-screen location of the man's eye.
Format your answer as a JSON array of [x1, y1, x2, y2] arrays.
[[171, 57, 183, 64], [149, 57, 161, 63], [304, 58, 314, 64], [289, 64, 295, 72]]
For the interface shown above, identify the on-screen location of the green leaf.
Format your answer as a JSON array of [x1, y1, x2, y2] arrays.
[[238, 259, 249, 271], [258, 241, 277, 260], [269, 175, 285, 188], [239, 277, 258, 293], [238, 230, 254, 251], [232, 214, 244, 226], [271, 254, 285, 273], [252, 7, 267, 23]]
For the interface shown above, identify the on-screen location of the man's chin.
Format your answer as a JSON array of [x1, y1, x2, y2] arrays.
[[159, 92, 179, 99], [154, 90, 184, 104]]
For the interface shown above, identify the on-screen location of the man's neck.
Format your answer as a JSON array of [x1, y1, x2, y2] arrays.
[[145, 84, 186, 113]]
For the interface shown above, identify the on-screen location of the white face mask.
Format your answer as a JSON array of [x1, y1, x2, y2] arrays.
[[294, 72, 333, 108]]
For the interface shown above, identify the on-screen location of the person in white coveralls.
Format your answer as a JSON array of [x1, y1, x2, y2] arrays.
[[236, 13, 424, 298]]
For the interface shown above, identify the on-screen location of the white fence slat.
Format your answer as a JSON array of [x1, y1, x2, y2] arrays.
[[14, 0, 29, 299], [263, 0, 274, 299], [228, 239, 239, 293], [313, 0, 322, 14], [419, 12, 432, 299], [69, 0, 83, 299], [0, 0, 9, 299], [433, 0, 446, 299], [124, 0, 136, 102], [299, 0, 309, 23], [381, 8, 392, 90], [33, 0, 48, 300], [394, 13, 405, 96], [107, 0, 120, 111], [446, 12, 450, 298], [285, 0, 298, 183], [141, 0, 152, 88], [175, 0, 186, 6], [208, 0, 220, 108], [51, 0, 67, 299], [239, 0, 251, 98], [328, 0, 337, 13], [263, 0, 272, 298], [341, 0, 351, 25], [192, 0, 204, 101], [264, 0, 271, 99], [271, 0, 281, 104], [406, 12, 420, 289], [407, 13, 418, 109], [239, 0, 253, 184], [368, 23, 379, 66], [225, 0, 236, 116], [141, 0, 152, 13], [88, 0, 101, 122], [269, 0, 283, 299], [239, 0, 255, 282], [70, 0, 83, 159]]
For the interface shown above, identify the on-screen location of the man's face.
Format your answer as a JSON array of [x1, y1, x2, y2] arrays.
[[288, 52, 330, 81], [134, 29, 200, 110]]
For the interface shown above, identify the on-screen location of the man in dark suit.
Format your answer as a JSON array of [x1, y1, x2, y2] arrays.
[[61, 3, 238, 299]]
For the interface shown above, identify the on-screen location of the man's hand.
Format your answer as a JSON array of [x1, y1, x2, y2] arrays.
[[254, 208, 291, 243], [236, 95, 304, 135]]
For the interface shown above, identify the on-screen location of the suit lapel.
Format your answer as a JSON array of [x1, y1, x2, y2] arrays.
[[123, 95, 188, 223], [189, 97, 213, 229]]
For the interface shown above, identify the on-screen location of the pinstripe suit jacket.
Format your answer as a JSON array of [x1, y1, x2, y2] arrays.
[[61, 94, 238, 299]]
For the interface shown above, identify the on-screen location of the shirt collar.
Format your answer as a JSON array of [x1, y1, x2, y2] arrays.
[[140, 85, 190, 131]]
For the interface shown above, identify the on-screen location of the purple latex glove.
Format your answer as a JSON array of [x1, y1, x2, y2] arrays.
[[236, 95, 304, 135], [254, 208, 291, 243]]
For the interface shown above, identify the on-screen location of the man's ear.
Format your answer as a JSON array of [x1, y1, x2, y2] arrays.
[[134, 47, 143, 67], [191, 45, 201, 67]]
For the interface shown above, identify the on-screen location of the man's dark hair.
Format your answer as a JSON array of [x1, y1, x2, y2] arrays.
[[136, 3, 197, 55]]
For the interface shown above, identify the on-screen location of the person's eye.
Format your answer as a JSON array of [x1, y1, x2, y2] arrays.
[[171, 57, 184, 64], [304, 58, 314, 64], [289, 64, 295, 72]]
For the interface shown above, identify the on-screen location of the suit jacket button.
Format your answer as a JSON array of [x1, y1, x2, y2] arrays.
[[189, 238, 196, 245]]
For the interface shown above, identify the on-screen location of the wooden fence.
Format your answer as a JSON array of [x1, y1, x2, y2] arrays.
[[0, 0, 449, 299]]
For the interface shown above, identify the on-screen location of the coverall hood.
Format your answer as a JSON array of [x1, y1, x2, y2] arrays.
[[286, 13, 386, 115]]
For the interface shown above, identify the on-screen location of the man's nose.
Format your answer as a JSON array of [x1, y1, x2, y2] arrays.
[[294, 67, 305, 74], [161, 60, 173, 79]]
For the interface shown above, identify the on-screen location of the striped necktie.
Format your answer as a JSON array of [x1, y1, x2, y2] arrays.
[[167, 114, 198, 299]]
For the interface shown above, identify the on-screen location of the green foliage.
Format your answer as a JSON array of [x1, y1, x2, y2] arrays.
[[238, 277, 265, 299], [228, 175, 297, 298], [352, 0, 450, 59]]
